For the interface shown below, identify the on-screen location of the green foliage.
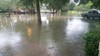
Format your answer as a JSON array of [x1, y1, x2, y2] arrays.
[[80, 0, 89, 4], [0, 0, 70, 12], [0, 0, 19, 11], [84, 30, 100, 56], [67, 3, 75, 11], [85, 1, 93, 10], [1, 0, 17, 9], [19, 0, 36, 9], [73, 1, 93, 11], [93, 0, 100, 9], [43, 0, 69, 11], [74, 4, 85, 11], [80, 0, 100, 9]]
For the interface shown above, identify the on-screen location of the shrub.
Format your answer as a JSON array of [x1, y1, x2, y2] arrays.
[[84, 30, 100, 56]]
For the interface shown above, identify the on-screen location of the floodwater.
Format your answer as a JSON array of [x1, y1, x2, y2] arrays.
[[0, 13, 100, 56]]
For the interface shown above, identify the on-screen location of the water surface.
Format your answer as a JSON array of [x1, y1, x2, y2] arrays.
[[0, 13, 100, 56]]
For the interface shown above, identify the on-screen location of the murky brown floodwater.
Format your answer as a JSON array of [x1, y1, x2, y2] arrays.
[[0, 13, 100, 56]]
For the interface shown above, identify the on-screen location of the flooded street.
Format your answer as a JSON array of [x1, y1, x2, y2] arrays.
[[0, 13, 100, 56]]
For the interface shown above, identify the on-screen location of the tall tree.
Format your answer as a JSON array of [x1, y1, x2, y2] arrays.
[[19, 0, 70, 24], [36, 0, 42, 24], [19, 0, 42, 24]]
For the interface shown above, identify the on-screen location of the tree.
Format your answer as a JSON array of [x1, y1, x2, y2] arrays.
[[0, 0, 19, 11], [19, 0, 35, 8], [93, 0, 100, 9], [85, 1, 93, 10], [19, 0, 42, 24], [73, 4, 85, 11], [0, 0, 19, 16], [67, 3, 76, 11], [19, 0, 70, 24], [19, 0, 36, 14], [80, 0, 100, 9], [36, 0, 42, 24], [43, 0, 69, 12], [80, 0, 89, 4]]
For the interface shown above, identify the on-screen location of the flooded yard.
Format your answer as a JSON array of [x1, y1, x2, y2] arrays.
[[0, 13, 100, 56]]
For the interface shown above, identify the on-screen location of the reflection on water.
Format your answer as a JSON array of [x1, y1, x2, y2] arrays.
[[41, 13, 49, 26], [0, 31, 21, 46], [47, 39, 57, 56], [27, 27, 32, 37], [0, 14, 100, 56], [65, 18, 89, 43]]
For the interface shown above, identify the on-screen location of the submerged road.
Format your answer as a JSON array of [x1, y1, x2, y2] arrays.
[[0, 14, 100, 56]]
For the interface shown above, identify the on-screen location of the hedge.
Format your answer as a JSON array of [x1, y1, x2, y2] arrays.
[[84, 30, 100, 56]]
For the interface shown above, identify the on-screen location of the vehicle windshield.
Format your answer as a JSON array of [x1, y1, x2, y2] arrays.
[[89, 10, 100, 14]]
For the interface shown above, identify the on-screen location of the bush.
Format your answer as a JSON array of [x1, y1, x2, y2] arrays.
[[84, 30, 100, 56]]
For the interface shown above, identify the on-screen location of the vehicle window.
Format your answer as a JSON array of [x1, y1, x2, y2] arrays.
[[88, 11, 92, 13], [92, 11, 99, 14]]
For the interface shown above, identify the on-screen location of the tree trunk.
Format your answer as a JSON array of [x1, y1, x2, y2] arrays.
[[52, 9, 55, 16], [8, 9, 11, 18], [36, 0, 41, 25]]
